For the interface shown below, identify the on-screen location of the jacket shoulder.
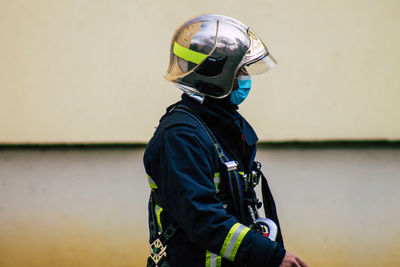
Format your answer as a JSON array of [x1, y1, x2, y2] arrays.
[[144, 108, 219, 185], [159, 109, 200, 131], [145, 108, 217, 162]]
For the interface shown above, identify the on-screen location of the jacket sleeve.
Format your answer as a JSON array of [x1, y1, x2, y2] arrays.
[[144, 125, 285, 267]]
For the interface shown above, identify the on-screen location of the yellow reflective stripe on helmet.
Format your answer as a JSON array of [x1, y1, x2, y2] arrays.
[[155, 204, 163, 232], [206, 250, 222, 267], [214, 173, 221, 193], [220, 223, 250, 261], [173, 41, 208, 65], [147, 174, 158, 189]]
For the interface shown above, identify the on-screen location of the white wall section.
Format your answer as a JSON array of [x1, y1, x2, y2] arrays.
[[0, 0, 399, 143]]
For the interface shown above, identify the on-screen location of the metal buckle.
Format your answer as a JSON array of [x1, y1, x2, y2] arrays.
[[242, 173, 249, 191], [224, 161, 238, 172], [251, 171, 261, 186], [242, 171, 261, 191], [150, 238, 167, 265]]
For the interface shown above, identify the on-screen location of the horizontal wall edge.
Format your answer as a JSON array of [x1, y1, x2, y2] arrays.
[[1, 140, 400, 150]]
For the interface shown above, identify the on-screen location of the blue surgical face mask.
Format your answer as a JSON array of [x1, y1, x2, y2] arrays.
[[230, 75, 252, 105]]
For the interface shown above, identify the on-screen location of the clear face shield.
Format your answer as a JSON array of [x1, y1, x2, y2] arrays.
[[239, 28, 277, 75]]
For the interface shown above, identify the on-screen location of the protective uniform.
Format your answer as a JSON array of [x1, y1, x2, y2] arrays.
[[144, 14, 285, 267]]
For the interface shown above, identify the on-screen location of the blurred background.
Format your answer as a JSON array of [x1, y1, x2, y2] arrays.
[[0, 0, 399, 266]]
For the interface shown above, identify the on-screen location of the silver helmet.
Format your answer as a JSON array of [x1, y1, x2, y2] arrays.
[[165, 14, 277, 99]]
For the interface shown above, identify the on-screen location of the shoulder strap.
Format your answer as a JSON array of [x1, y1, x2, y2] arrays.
[[171, 105, 245, 221], [171, 105, 227, 161]]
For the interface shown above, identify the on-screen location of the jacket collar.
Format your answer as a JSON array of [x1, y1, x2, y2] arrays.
[[180, 94, 258, 171], [181, 94, 258, 145]]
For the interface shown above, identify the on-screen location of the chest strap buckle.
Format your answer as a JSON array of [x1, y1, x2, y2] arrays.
[[223, 161, 238, 172]]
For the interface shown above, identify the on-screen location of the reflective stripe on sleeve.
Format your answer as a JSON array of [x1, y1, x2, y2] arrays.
[[147, 174, 158, 189], [206, 250, 222, 267], [220, 223, 250, 261], [155, 204, 163, 232], [213, 173, 221, 193]]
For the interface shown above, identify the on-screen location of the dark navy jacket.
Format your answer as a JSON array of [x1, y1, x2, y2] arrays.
[[143, 94, 285, 266]]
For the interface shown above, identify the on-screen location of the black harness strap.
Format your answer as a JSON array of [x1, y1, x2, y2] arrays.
[[147, 192, 178, 267], [172, 105, 245, 221], [148, 192, 158, 241]]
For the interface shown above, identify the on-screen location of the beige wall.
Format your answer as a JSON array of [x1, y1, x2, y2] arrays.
[[0, 148, 399, 266], [1, 0, 399, 143]]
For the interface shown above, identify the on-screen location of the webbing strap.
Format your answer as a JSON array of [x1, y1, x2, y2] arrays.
[[171, 105, 245, 221], [171, 105, 227, 160], [148, 192, 178, 266], [149, 192, 158, 240], [226, 169, 244, 221]]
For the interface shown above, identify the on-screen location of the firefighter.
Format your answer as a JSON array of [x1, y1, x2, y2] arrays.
[[144, 14, 308, 267]]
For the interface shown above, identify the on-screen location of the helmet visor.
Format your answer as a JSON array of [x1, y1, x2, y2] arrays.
[[243, 53, 277, 75], [240, 28, 277, 75]]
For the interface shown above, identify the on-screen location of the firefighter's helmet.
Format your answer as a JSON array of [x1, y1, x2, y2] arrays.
[[165, 14, 277, 98]]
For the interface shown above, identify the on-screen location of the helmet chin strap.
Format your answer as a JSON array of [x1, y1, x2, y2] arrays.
[[167, 81, 206, 104]]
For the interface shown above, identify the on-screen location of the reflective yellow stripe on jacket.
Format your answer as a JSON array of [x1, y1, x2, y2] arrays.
[[147, 174, 158, 189], [154, 204, 163, 232], [213, 173, 221, 193], [206, 250, 222, 267], [220, 223, 250, 261]]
